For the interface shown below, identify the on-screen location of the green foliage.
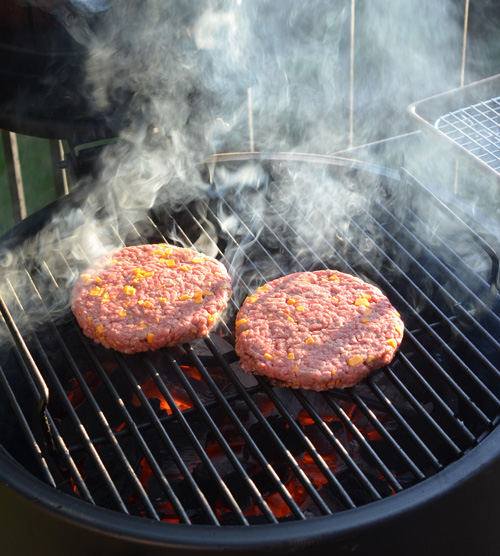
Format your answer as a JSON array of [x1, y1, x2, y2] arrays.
[[0, 134, 57, 236]]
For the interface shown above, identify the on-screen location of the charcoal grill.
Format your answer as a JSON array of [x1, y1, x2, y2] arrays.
[[0, 152, 500, 555]]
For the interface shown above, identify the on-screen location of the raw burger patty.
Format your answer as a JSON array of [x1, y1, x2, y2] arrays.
[[71, 244, 232, 353], [234, 270, 404, 390]]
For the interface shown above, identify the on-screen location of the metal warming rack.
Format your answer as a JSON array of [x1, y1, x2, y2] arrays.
[[409, 74, 500, 183]]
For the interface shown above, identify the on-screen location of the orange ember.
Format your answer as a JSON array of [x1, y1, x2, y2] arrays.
[[131, 378, 194, 414], [180, 365, 203, 381], [125, 395, 389, 523], [156, 501, 180, 523], [138, 457, 153, 487], [365, 429, 383, 442], [298, 409, 337, 426], [66, 364, 392, 525], [244, 492, 292, 519], [257, 397, 277, 418], [66, 371, 102, 409], [300, 453, 331, 488]]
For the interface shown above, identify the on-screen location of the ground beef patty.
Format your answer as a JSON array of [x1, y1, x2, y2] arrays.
[[234, 270, 404, 390], [71, 244, 232, 353]]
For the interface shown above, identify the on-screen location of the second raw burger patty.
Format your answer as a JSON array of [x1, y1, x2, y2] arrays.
[[71, 244, 232, 353], [234, 270, 404, 390]]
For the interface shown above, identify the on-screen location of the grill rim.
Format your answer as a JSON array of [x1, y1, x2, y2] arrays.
[[1, 424, 500, 554]]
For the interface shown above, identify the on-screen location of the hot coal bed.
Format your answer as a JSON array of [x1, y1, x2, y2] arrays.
[[0, 153, 500, 556]]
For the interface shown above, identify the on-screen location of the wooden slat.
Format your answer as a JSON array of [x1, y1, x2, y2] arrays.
[[1, 130, 26, 223]]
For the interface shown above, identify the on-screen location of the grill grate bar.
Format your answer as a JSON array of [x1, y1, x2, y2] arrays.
[[45, 414, 97, 503], [346, 389, 426, 481], [141, 356, 249, 524], [0, 290, 48, 418], [454, 303, 500, 365], [377, 200, 497, 302], [13, 273, 155, 517], [375, 199, 500, 379], [383, 360, 463, 457], [308, 192, 499, 430], [183, 343, 316, 521], [235, 184, 473, 449], [48, 335, 156, 516], [297, 389, 403, 493], [0, 363, 56, 487], [81, 346, 191, 523], [258, 377, 382, 502], [142, 357, 264, 524], [379, 208, 500, 375], [112, 354, 214, 524], [393, 349, 469, 451], [362, 202, 500, 419], [315, 391, 404, 492], [185, 344, 295, 521], [366, 374, 443, 470], [203, 336, 355, 512], [162, 349, 260, 525]]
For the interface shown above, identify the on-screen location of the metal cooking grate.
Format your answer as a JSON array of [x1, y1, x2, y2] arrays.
[[436, 96, 500, 173], [1, 155, 500, 526]]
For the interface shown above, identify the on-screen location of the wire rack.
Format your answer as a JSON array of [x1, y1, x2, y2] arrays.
[[408, 75, 500, 182], [436, 96, 500, 174]]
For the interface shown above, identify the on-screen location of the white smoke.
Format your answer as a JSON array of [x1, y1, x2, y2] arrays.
[[2, 0, 488, 316]]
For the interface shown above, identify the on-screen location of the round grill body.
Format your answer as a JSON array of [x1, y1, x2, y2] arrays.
[[1, 154, 499, 555]]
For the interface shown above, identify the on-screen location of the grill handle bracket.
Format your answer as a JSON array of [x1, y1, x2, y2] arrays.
[[0, 294, 53, 449], [400, 168, 500, 297]]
